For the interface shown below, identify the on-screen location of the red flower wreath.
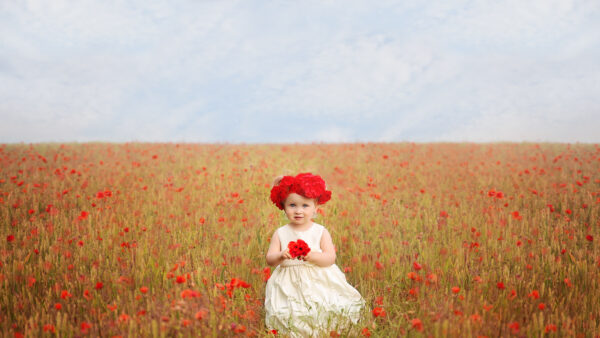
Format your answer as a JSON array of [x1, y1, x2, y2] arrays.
[[270, 173, 332, 210], [288, 239, 311, 258]]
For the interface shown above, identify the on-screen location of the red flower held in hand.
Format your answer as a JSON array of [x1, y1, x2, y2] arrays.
[[288, 239, 311, 258]]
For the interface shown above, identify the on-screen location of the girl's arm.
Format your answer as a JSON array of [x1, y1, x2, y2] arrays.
[[304, 229, 336, 267], [266, 231, 292, 266]]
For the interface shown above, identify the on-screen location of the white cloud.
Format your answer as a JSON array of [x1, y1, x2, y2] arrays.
[[437, 112, 599, 143], [312, 126, 354, 143], [0, 0, 599, 143]]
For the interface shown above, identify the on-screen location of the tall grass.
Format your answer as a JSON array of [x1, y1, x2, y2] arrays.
[[1, 143, 598, 337]]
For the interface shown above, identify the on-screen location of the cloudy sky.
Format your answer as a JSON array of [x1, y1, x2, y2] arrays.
[[1, 0, 599, 143]]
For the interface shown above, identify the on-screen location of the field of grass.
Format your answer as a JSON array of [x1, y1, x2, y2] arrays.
[[1, 143, 599, 337]]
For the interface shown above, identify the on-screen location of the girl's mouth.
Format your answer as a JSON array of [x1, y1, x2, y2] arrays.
[[294, 216, 303, 220]]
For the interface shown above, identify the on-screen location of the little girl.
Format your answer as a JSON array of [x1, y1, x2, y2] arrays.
[[265, 173, 364, 336]]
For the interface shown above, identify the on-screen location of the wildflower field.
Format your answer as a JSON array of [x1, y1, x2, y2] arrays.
[[1, 142, 599, 337]]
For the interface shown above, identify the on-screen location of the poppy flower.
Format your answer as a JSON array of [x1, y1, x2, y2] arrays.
[[270, 173, 331, 209], [195, 309, 208, 320], [372, 307, 386, 317], [288, 239, 311, 258], [43, 324, 55, 333], [60, 290, 72, 299], [80, 322, 92, 333], [78, 211, 89, 220], [528, 290, 539, 299], [180, 289, 201, 299], [231, 324, 246, 333], [411, 318, 424, 332]]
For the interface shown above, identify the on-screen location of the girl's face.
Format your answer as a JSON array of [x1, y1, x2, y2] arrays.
[[283, 193, 318, 227]]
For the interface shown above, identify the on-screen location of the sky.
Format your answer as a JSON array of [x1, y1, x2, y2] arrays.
[[1, 0, 599, 143]]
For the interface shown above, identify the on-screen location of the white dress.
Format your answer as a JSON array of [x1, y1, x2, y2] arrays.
[[265, 223, 365, 337]]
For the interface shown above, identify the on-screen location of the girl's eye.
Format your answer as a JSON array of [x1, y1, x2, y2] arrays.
[[290, 204, 295, 207], [303, 204, 309, 207]]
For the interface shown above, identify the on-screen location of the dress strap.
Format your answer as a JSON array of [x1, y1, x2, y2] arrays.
[[276, 225, 296, 251]]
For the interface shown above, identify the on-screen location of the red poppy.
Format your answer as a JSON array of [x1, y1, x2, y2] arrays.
[[528, 290, 539, 299], [231, 324, 246, 333], [372, 307, 386, 317], [229, 278, 251, 289], [508, 321, 519, 333], [180, 289, 201, 299], [270, 173, 332, 210], [60, 290, 72, 299], [80, 322, 92, 333], [288, 239, 311, 258], [411, 318, 424, 332], [195, 309, 208, 320]]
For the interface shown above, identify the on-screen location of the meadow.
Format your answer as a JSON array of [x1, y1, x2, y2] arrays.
[[1, 142, 598, 337]]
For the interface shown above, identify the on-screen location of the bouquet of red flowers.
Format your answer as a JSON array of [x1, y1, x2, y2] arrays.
[[288, 239, 311, 259]]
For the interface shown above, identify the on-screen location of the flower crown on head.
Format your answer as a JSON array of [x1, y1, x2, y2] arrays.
[[270, 173, 332, 210]]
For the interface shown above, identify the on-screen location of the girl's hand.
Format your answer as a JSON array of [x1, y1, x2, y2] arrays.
[[280, 248, 292, 260], [301, 251, 314, 263]]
